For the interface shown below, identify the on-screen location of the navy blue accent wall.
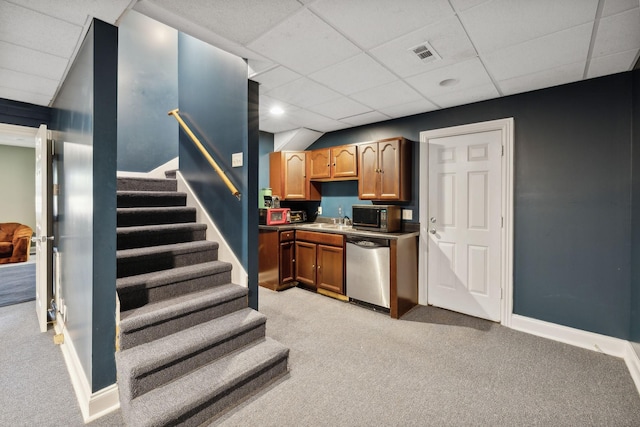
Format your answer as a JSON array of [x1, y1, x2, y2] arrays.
[[51, 19, 118, 392], [117, 11, 178, 172], [308, 71, 636, 340], [632, 70, 640, 344], [258, 131, 273, 191], [177, 33, 250, 270], [0, 98, 51, 128]]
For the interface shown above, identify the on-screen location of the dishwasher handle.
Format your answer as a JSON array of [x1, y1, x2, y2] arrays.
[[346, 236, 390, 248]]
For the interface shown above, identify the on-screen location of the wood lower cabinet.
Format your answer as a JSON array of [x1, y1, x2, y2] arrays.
[[294, 241, 316, 287], [259, 229, 296, 291], [295, 230, 345, 295]]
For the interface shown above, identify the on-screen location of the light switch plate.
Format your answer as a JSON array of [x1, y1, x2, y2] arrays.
[[318, 206, 322, 215], [232, 152, 243, 167], [402, 209, 413, 220]]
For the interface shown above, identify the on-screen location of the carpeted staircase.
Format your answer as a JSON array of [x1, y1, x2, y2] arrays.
[[115, 176, 289, 427]]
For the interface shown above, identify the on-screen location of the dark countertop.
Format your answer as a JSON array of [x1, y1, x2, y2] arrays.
[[259, 222, 419, 240]]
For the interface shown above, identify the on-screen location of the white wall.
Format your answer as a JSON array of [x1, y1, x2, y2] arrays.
[[0, 144, 35, 230]]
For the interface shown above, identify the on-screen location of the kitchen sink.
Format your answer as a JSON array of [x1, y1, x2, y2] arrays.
[[301, 223, 352, 230]]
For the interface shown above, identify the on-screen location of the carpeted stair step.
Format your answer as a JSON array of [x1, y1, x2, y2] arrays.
[[117, 223, 207, 250], [117, 177, 177, 192], [117, 261, 232, 311], [117, 308, 267, 402], [121, 337, 289, 427], [117, 241, 219, 278], [119, 283, 247, 350], [117, 206, 197, 227], [117, 191, 187, 208]]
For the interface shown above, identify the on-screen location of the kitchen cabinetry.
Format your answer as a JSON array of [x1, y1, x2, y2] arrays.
[[358, 137, 411, 201], [309, 145, 358, 181], [258, 228, 296, 291], [269, 151, 321, 200], [295, 230, 345, 296]]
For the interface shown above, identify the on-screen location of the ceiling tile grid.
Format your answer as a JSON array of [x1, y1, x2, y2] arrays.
[[1, 0, 639, 140]]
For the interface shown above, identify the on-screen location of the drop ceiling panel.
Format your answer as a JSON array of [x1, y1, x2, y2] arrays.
[[350, 80, 425, 110], [307, 96, 371, 120], [0, 1, 83, 58], [378, 99, 438, 118], [143, 0, 303, 44], [252, 66, 301, 91], [591, 8, 640, 58], [483, 23, 592, 81], [265, 77, 341, 109], [10, 0, 132, 25], [429, 83, 499, 108], [247, 8, 360, 75], [0, 86, 52, 106], [369, 15, 477, 78], [287, 109, 351, 132], [449, 0, 492, 12], [0, 68, 57, 97], [459, 0, 599, 54], [339, 111, 391, 126], [308, 53, 397, 95], [406, 57, 494, 99], [499, 61, 585, 96], [587, 49, 640, 78], [309, 0, 454, 50], [601, 0, 639, 17], [0, 41, 68, 81]]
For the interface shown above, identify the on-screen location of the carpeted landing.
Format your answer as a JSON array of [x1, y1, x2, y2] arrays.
[[0, 260, 35, 308], [2, 287, 640, 426]]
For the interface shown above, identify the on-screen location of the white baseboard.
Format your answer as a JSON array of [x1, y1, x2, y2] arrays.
[[54, 318, 120, 422], [510, 314, 628, 358], [625, 342, 640, 396], [176, 171, 248, 287], [117, 157, 179, 179]]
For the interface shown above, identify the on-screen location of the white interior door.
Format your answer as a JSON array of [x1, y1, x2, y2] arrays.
[[426, 129, 502, 321], [35, 124, 52, 332]]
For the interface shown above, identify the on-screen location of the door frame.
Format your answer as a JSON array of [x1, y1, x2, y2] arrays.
[[419, 118, 514, 326]]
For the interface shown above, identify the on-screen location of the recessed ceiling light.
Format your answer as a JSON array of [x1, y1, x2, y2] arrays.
[[439, 78, 459, 87], [270, 106, 284, 115]]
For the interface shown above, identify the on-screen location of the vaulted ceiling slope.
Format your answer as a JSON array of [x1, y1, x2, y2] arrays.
[[1, 0, 639, 137]]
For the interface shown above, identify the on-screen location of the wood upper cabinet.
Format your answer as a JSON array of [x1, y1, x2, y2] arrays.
[[309, 149, 331, 180], [309, 145, 358, 181], [270, 151, 321, 200], [358, 137, 411, 201], [295, 230, 345, 294]]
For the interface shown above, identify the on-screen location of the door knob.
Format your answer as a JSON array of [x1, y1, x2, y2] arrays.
[[429, 228, 436, 234], [430, 217, 436, 224]]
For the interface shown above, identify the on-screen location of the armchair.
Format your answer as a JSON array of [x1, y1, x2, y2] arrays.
[[0, 223, 33, 264]]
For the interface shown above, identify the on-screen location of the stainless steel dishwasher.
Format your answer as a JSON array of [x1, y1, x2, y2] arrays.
[[346, 235, 390, 309]]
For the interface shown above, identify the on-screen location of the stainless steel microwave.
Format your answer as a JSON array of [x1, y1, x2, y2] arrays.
[[351, 205, 402, 233]]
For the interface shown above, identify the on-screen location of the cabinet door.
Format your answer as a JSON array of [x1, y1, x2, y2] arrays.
[[295, 241, 317, 287], [283, 152, 307, 199], [358, 142, 379, 199], [332, 145, 358, 179], [280, 241, 295, 283], [309, 149, 331, 179], [317, 244, 344, 294], [378, 139, 401, 199]]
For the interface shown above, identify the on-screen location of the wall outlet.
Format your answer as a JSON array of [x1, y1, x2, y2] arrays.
[[317, 206, 322, 215], [402, 209, 413, 220], [232, 152, 243, 167]]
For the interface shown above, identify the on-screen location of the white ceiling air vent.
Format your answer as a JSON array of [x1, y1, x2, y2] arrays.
[[409, 41, 441, 64]]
